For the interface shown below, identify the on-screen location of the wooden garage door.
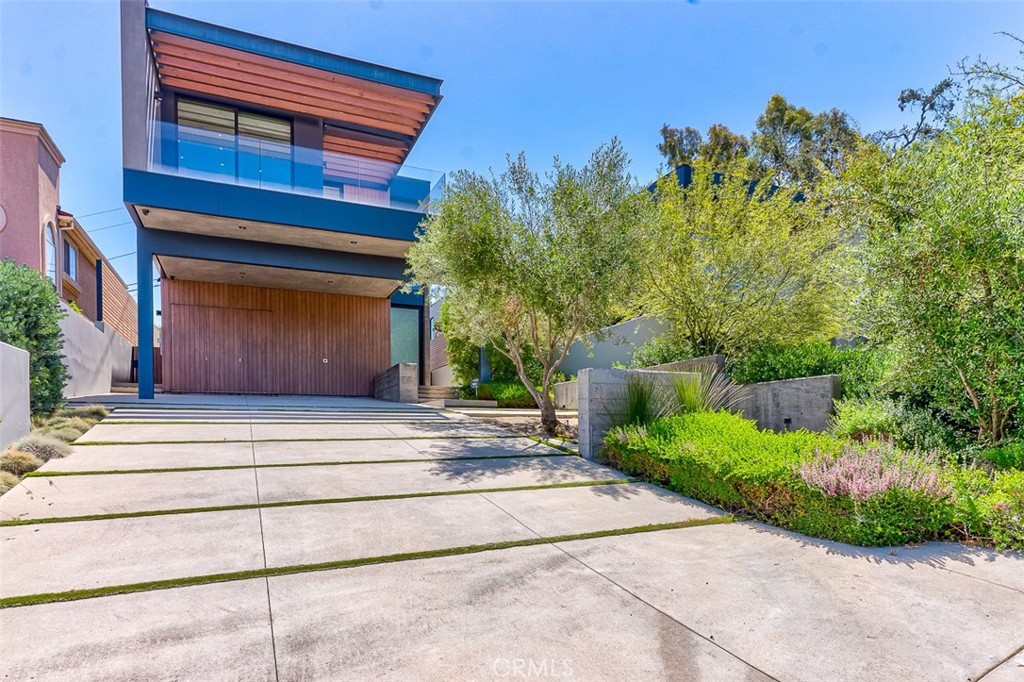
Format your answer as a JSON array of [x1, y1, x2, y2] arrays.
[[161, 279, 392, 395], [166, 304, 272, 393]]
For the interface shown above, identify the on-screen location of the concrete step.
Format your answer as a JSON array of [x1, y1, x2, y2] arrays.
[[418, 386, 457, 398]]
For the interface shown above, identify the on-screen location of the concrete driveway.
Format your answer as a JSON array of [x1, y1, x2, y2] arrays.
[[1, 399, 1022, 681]]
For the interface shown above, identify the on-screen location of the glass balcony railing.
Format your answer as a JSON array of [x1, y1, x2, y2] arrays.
[[148, 121, 444, 213]]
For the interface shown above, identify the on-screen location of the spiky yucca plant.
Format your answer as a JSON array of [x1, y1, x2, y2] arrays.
[[671, 361, 748, 414]]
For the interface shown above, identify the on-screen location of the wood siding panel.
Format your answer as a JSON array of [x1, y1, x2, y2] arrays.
[[162, 279, 390, 396]]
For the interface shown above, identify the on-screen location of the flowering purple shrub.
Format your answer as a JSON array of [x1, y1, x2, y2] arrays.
[[800, 443, 952, 502]]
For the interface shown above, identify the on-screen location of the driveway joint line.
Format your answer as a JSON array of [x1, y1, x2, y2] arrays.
[[974, 641, 1024, 681], [28, 453, 576, 477], [246, 403, 281, 682], [549, 538, 780, 682], [0, 479, 637, 526], [0, 519, 732, 609]]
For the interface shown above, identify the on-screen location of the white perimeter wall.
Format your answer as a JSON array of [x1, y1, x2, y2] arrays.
[[1, 341, 30, 448], [58, 303, 134, 398]]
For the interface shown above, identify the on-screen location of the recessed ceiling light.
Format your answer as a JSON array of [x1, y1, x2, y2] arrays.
[[327, 279, 335, 284], [350, 240, 358, 244], [238, 225, 247, 230]]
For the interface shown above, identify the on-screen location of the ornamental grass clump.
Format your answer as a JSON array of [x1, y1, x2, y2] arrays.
[[799, 444, 952, 502], [0, 450, 44, 477], [10, 434, 71, 461], [0, 471, 19, 495]]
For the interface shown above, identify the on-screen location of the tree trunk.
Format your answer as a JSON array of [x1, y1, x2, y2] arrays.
[[538, 388, 559, 435], [505, 344, 560, 435]]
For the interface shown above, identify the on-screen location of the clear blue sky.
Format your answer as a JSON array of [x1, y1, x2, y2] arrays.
[[1, 0, 1021, 293]]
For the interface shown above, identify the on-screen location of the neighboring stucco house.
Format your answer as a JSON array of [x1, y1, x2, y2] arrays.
[[0, 117, 139, 344], [120, 1, 442, 398], [0, 117, 140, 396]]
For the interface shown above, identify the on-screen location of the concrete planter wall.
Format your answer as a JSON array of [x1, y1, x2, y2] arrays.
[[374, 363, 419, 403], [577, 367, 841, 461], [733, 375, 841, 433], [577, 368, 699, 459], [554, 380, 578, 410], [1, 342, 30, 449]]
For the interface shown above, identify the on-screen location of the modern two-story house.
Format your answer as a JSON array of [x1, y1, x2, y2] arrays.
[[120, 1, 443, 399]]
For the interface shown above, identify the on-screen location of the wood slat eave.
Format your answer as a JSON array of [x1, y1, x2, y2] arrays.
[[323, 135, 408, 158], [157, 69, 421, 137], [153, 51, 428, 121], [150, 31, 437, 111]]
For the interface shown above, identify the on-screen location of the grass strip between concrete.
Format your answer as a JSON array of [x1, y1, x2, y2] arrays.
[[97, 420, 453, 425], [72, 435, 520, 446], [0, 479, 634, 528], [24, 453, 576, 478], [0, 516, 734, 609]]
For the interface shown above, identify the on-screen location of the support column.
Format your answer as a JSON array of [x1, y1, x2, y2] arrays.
[[136, 235, 154, 400]]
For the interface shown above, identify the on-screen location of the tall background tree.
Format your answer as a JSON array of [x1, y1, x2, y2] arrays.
[[408, 139, 654, 433], [658, 94, 860, 186]]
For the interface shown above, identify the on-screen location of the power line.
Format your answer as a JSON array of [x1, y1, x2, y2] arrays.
[[74, 206, 127, 220], [106, 251, 136, 261], [86, 220, 134, 234]]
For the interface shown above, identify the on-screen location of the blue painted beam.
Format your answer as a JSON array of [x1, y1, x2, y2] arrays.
[[139, 227, 409, 281], [390, 289, 424, 307], [124, 170, 424, 244], [146, 9, 442, 97], [136, 233, 155, 400]]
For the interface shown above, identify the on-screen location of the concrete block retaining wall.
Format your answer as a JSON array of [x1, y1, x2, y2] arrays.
[[374, 363, 419, 403], [1, 342, 30, 449], [733, 374, 841, 433], [577, 368, 841, 461], [578, 368, 699, 460], [554, 354, 727, 410]]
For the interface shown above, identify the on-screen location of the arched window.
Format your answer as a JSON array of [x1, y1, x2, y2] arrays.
[[45, 223, 57, 286]]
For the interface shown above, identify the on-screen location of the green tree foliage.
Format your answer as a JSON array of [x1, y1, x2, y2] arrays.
[[0, 260, 68, 414], [657, 123, 751, 170], [641, 160, 849, 357], [751, 94, 860, 185], [658, 94, 860, 187], [835, 90, 1024, 444], [438, 299, 544, 386], [408, 139, 654, 432]]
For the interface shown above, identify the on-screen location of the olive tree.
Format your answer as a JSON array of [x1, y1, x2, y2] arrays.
[[642, 158, 850, 357], [835, 92, 1024, 444], [408, 139, 653, 433]]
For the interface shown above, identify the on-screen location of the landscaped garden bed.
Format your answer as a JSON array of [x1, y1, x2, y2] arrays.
[[602, 410, 1023, 550], [0, 405, 108, 495]]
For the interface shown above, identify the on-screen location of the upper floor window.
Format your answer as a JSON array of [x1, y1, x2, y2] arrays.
[[44, 223, 57, 286], [63, 241, 78, 281], [176, 99, 292, 188]]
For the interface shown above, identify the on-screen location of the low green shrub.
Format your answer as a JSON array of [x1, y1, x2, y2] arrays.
[[830, 398, 966, 452], [729, 341, 891, 398], [627, 334, 693, 369], [603, 410, 1023, 549], [476, 381, 541, 409], [977, 442, 1024, 471], [0, 471, 19, 495], [0, 450, 44, 476], [11, 434, 71, 461]]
